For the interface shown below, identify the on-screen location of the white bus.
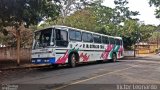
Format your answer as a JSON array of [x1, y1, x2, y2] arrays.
[[32, 25, 124, 67]]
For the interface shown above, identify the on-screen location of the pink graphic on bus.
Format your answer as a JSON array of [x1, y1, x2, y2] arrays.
[[80, 53, 90, 62], [101, 45, 114, 59], [118, 46, 123, 58], [56, 50, 68, 64]]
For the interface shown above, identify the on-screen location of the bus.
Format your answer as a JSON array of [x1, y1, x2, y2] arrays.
[[31, 25, 124, 67]]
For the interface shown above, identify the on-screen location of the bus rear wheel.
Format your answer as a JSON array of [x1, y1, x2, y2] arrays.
[[69, 53, 77, 68], [111, 53, 117, 62]]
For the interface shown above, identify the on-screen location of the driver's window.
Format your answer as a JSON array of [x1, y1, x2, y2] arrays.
[[61, 31, 67, 41], [56, 30, 68, 41], [55, 29, 68, 47]]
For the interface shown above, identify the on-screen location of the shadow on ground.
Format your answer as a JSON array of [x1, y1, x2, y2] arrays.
[[36, 60, 123, 72]]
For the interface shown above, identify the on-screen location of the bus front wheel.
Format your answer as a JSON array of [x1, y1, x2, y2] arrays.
[[69, 53, 77, 68], [51, 64, 59, 68]]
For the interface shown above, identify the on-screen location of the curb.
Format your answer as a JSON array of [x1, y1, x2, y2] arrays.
[[121, 56, 144, 60], [0, 64, 50, 71]]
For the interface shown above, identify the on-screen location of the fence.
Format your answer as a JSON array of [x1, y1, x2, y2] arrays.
[[124, 50, 135, 57], [0, 47, 31, 65]]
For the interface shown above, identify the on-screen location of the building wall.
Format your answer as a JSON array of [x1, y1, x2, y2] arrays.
[[136, 44, 158, 54]]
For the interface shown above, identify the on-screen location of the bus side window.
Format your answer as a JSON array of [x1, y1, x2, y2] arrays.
[[69, 30, 76, 40], [75, 31, 81, 41], [109, 37, 115, 45], [93, 34, 101, 43], [82, 32, 93, 43], [120, 40, 123, 45], [56, 30, 61, 40], [82, 32, 87, 42], [115, 39, 120, 45], [69, 29, 81, 41], [88, 33, 93, 42], [102, 36, 109, 44]]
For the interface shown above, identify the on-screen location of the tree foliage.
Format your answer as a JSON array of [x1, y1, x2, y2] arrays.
[[0, 0, 60, 29], [149, 0, 160, 18], [56, 0, 97, 16], [117, 19, 140, 49], [0, 0, 60, 46], [0, 0, 60, 65], [0, 27, 33, 48], [113, 0, 139, 24], [139, 24, 156, 42], [48, 0, 99, 24], [64, 8, 97, 31]]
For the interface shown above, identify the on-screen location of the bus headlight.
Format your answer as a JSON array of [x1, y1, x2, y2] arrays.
[[32, 60, 35, 63]]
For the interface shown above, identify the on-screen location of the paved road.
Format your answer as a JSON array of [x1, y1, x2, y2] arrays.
[[1, 54, 160, 90]]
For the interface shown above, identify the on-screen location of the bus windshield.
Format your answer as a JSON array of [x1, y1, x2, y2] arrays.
[[33, 28, 53, 49]]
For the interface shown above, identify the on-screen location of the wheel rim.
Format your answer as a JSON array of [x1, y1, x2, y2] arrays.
[[71, 54, 76, 66], [113, 54, 116, 62]]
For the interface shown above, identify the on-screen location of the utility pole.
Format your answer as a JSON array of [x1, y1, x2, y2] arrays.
[[157, 32, 159, 48]]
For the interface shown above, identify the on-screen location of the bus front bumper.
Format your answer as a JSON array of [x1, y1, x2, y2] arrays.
[[31, 58, 56, 64]]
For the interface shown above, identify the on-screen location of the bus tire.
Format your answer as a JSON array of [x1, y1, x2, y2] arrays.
[[51, 64, 59, 68], [69, 53, 77, 68], [111, 53, 117, 62]]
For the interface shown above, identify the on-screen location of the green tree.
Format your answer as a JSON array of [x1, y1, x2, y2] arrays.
[[139, 24, 156, 42], [113, 0, 139, 24], [90, 2, 115, 33], [94, 0, 139, 36], [0, 0, 60, 65], [64, 8, 97, 31], [121, 19, 140, 49], [149, 0, 160, 18], [148, 25, 160, 44], [55, 0, 114, 32], [49, 0, 98, 24], [120, 20, 156, 49]]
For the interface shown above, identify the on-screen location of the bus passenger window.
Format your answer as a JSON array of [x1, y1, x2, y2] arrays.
[[115, 39, 121, 45], [120, 40, 123, 45], [93, 34, 101, 43], [69, 29, 81, 41], [69, 30, 76, 40], [82, 32, 93, 43], [102, 36, 109, 44], [75, 31, 81, 41], [109, 37, 115, 44]]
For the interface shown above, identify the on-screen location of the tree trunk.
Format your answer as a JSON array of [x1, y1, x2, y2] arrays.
[[134, 44, 136, 57], [16, 30, 20, 66]]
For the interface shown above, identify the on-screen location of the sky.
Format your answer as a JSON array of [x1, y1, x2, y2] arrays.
[[102, 0, 160, 26]]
